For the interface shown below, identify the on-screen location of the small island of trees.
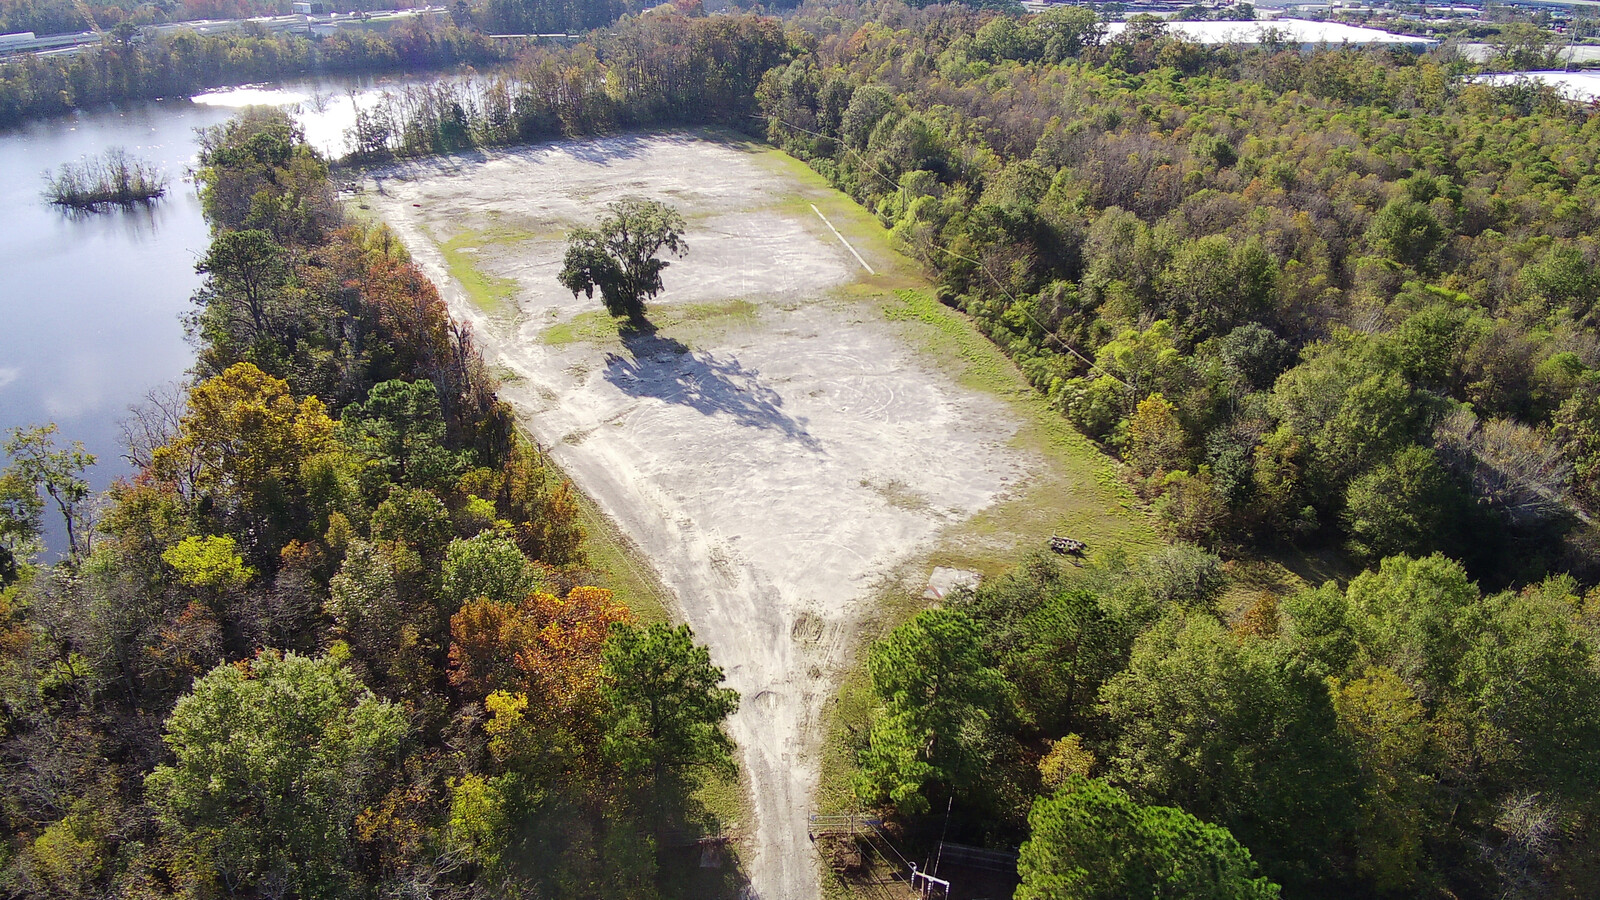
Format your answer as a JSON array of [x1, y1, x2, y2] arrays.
[[43, 147, 167, 209]]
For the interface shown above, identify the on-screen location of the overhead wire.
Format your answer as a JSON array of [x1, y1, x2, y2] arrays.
[[865, 819, 917, 873]]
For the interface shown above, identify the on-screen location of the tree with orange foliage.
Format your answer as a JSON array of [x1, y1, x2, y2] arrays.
[[448, 585, 633, 761], [355, 253, 503, 451]]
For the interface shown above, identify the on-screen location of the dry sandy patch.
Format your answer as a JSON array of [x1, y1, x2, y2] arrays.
[[363, 133, 1135, 900]]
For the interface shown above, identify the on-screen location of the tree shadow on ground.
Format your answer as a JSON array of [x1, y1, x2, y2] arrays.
[[549, 133, 656, 166], [603, 320, 823, 453], [635, 768, 755, 900], [500, 773, 752, 900], [657, 788, 753, 900], [659, 841, 752, 900]]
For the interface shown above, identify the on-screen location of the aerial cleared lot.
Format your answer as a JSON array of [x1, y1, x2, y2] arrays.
[[364, 133, 1153, 900]]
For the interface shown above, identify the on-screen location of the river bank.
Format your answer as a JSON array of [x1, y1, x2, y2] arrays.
[[0, 74, 437, 552]]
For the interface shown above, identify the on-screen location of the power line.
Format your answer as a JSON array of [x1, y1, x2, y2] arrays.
[[865, 819, 917, 873], [927, 241, 1129, 389]]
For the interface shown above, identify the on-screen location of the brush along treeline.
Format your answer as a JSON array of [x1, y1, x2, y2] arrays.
[[0, 108, 740, 898]]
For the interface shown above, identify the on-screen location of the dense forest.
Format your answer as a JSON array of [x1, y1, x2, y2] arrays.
[[0, 20, 507, 127], [857, 546, 1600, 897], [751, 4, 1600, 898], [851, 538, 1600, 890], [763, 3, 1600, 589], [0, 109, 741, 897]]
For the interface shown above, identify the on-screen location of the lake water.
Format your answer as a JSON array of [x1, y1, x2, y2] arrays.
[[0, 76, 406, 554]]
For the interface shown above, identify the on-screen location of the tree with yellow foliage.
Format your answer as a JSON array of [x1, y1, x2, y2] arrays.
[[1125, 392, 1187, 477], [153, 362, 345, 554]]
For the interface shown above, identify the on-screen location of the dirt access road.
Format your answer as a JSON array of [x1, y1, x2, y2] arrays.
[[364, 133, 1148, 899]]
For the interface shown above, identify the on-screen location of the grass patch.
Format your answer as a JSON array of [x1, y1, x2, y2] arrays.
[[663, 298, 759, 329], [862, 478, 931, 512], [543, 447, 674, 625], [882, 288, 1025, 396], [543, 299, 760, 347], [440, 225, 535, 314], [542, 309, 624, 346], [816, 664, 877, 818], [694, 763, 748, 830]]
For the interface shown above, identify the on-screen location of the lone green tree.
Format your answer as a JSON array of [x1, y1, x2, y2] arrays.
[[558, 198, 687, 320]]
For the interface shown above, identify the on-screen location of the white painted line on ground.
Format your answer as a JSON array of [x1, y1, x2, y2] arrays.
[[811, 203, 876, 275]]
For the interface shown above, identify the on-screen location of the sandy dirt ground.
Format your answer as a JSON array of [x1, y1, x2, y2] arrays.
[[363, 134, 1044, 900]]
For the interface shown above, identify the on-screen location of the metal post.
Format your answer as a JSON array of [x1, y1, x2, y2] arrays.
[[909, 862, 952, 898]]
